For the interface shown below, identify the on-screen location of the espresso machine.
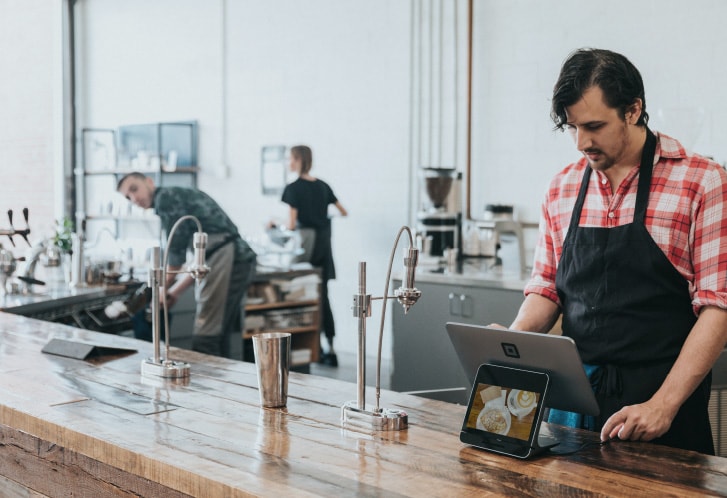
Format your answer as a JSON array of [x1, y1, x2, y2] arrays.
[[416, 167, 462, 257]]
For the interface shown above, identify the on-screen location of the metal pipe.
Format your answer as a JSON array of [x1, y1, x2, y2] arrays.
[[342, 227, 420, 431], [66, 0, 77, 227], [375, 227, 416, 412], [143, 215, 206, 379], [149, 246, 162, 365], [356, 262, 367, 410], [428, 0, 434, 165], [438, 0, 443, 167], [453, 0, 459, 168], [465, 0, 473, 220], [407, 0, 416, 226], [161, 215, 205, 363]]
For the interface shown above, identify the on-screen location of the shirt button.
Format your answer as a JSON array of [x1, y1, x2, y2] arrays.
[[601, 178, 607, 185], [608, 212, 615, 219]]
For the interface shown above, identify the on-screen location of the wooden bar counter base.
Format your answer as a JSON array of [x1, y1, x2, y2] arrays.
[[0, 312, 725, 497]]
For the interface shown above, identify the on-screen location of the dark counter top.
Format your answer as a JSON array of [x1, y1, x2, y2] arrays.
[[0, 284, 130, 315], [0, 283, 143, 335]]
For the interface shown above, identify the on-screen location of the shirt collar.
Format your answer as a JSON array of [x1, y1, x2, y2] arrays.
[[152, 186, 163, 209], [653, 130, 687, 163]]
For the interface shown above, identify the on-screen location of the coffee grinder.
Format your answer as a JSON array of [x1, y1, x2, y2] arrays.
[[416, 167, 462, 257]]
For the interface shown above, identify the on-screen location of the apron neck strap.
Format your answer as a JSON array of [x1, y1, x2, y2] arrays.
[[568, 128, 657, 233], [633, 128, 657, 223]]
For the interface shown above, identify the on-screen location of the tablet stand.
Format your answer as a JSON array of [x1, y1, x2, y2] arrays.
[[465, 363, 561, 459], [520, 369, 560, 457], [528, 422, 560, 457]]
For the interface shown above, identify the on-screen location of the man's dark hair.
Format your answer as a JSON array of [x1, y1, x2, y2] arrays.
[[551, 48, 649, 130], [116, 171, 148, 191]]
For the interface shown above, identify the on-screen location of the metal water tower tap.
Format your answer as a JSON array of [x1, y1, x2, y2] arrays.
[[342, 226, 422, 431], [141, 215, 210, 379]]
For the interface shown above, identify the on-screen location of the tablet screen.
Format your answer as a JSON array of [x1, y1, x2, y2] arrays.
[[461, 364, 548, 445]]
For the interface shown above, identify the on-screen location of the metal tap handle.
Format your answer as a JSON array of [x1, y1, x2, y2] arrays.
[[19, 208, 30, 246], [5, 210, 15, 247]]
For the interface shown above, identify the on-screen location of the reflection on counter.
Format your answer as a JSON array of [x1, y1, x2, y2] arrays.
[[0, 281, 143, 334]]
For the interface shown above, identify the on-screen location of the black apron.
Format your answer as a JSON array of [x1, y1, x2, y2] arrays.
[[555, 129, 714, 454], [309, 223, 336, 282]]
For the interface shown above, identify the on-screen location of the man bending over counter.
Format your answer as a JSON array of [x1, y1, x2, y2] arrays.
[[118, 172, 256, 358], [509, 48, 727, 454]]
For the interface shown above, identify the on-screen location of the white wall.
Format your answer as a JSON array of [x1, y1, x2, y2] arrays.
[[76, 0, 412, 358], [75, 0, 727, 359], [470, 0, 727, 223], [0, 0, 64, 242]]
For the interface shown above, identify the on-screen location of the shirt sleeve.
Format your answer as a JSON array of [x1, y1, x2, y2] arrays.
[[690, 164, 727, 313], [326, 183, 338, 205], [524, 193, 561, 306], [281, 184, 298, 209], [156, 190, 190, 267]]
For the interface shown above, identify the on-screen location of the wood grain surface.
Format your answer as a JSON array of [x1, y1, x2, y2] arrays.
[[0, 312, 725, 497]]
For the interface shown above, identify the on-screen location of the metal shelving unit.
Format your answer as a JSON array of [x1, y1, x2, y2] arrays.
[[243, 269, 322, 368], [75, 121, 199, 242]]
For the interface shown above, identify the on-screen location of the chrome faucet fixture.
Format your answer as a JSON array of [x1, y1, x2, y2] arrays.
[[141, 215, 210, 379], [342, 226, 421, 431], [0, 208, 31, 247]]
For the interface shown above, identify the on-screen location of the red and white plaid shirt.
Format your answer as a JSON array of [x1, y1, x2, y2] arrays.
[[525, 131, 727, 315]]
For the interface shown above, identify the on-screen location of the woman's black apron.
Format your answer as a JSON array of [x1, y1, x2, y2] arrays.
[[554, 129, 714, 454]]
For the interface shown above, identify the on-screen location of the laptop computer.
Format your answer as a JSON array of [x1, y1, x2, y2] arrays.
[[461, 363, 557, 458], [446, 322, 599, 416]]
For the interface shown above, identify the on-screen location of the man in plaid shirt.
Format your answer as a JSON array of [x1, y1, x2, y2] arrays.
[[509, 48, 727, 454]]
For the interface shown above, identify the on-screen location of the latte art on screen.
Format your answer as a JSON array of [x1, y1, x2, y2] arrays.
[[517, 390, 535, 408]]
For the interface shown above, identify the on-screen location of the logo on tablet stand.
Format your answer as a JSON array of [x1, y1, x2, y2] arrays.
[[501, 343, 520, 358]]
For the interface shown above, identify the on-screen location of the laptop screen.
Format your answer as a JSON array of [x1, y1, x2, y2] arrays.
[[460, 364, 549, 457]]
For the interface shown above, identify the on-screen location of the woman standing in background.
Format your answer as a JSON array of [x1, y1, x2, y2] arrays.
[[282, 145, 348, 366]]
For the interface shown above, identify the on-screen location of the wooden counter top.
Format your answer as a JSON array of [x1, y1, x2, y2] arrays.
[[0, 312, 725, 497]]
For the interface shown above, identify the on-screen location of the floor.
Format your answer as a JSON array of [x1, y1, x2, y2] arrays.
[[308, 351, 392, 390]]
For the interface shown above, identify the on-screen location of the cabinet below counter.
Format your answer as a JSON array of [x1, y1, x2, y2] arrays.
[[391, 268, 525, 404]]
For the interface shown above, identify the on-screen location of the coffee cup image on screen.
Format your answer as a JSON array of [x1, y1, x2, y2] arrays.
[[466, 384, 541, 441]]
